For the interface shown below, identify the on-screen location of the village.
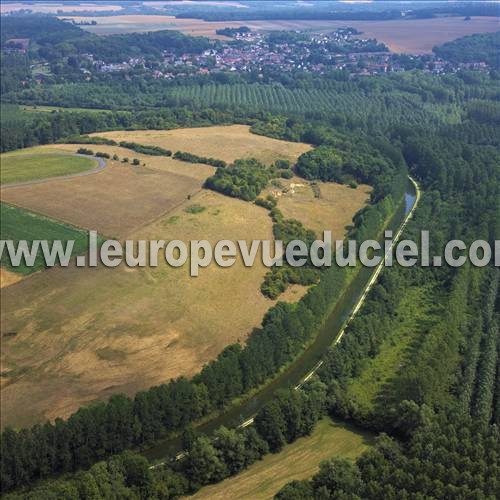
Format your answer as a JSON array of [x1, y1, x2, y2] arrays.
[[5, 26, 490, 85], [84, 27, 488, 80]]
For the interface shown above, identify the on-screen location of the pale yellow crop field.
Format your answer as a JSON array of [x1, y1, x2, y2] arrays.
[[93, 125, 312, 165]]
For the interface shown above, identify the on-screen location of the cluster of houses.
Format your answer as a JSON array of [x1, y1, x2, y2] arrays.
[[144, 30, 391, 79], [69, 29, 390, 79], [4, 29, 492, 84]]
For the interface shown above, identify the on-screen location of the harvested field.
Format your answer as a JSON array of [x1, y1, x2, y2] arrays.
[[0, 149, 97, 185], [1, 3, 123, 14], [0, 130, 367, 428], [0, 145, 211, 238], [93, 125, 312, 165], [191, 418, 373, 500], [58, 14, 238, 38], [264, 177, 371, 239], [64, 15, 500, 53], [0, 190, 274, 427]]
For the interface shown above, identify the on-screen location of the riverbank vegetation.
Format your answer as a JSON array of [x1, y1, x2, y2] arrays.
[[1, 21, 499, 499]]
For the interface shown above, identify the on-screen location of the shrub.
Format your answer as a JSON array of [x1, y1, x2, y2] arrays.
[[77, 147, 94, 155]]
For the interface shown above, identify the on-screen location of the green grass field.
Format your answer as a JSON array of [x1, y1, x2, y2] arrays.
[[0, 152, 96, 185], [0, 203, 90, 275], [192, 418, 373, 500], [345, 284, 441, 413]]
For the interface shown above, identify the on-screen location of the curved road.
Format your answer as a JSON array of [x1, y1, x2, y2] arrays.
[[150, 176, 421, 464], [1, 154, 107, 189]]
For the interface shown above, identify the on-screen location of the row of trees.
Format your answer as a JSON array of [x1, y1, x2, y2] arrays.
[[1, 117, 407, 491], [0, 104, 251, 153], [261, 207, 320, 299], [173, 150, 226, 168], [3, 381, 328, 499]]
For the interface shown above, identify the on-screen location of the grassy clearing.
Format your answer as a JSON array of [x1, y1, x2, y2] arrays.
[[0, 203, 89, 275], [264, 176, 371, 240], [345, 284, 441, 413], [192, 418, 373, 500], [0, 151, 96, 185], [93, 125, 311, 165]]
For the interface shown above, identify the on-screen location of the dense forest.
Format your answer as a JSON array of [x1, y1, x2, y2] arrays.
[[433, 31, 500, 69], [1, 16, 213, 64], [277, 413, 500, 499], [0, 15, 499, 499]]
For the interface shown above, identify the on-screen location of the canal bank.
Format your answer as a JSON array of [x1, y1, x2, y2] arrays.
[[144, 177, 420, 462]]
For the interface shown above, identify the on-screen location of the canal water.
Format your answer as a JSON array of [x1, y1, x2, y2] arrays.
[[143, 181, 417, 461]]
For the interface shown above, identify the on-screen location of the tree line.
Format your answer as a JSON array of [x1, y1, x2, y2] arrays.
[[0, 119, 407, 492]]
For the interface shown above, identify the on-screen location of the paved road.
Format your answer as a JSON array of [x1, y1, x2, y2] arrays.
[[1, 154, 107, 189]]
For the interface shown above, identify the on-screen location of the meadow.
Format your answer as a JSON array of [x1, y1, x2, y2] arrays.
[[93, 125, 312, 165], [345, 283, 442, 414], [191, 418, 373, 500], [263, 176, 371, 240], [0, 150, 97, 185], [0, 144, 210, 238], [63, 15, 500, 53], [0, 127, 367, 428]]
